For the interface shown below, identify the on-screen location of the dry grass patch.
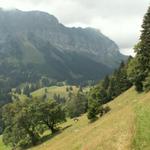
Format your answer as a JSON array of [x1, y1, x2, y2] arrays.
[[2, 87, 150, 150], [30, 88, 138, 150]]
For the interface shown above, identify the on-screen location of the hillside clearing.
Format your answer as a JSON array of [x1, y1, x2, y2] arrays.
[[13, 85, 87, 101], [31, 85, 80, 98]]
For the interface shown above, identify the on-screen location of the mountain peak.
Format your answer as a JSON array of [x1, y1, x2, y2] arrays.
[[0, 9, 59, 27], [0, 9, 126, 85], [85, 27, 101, 33]]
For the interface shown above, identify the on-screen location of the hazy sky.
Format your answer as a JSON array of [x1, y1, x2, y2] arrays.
[[0, 0, 149, 55]]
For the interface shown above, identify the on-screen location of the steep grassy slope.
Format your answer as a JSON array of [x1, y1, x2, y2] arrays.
[[1, 87, 150, 150], [29, 87, 150, 150], [132, 93, 150, 150]]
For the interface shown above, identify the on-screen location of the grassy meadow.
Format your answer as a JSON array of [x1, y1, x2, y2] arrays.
[[12, 85, 90, 101], [31, 85, 79, 98], [1, 87, 150, 150], [29, 87, 150, 150]]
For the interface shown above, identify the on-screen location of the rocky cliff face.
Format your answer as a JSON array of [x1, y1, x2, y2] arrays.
[[0, 9, 126, 84]]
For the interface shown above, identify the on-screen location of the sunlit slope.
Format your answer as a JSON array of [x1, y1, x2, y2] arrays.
[[30, 87, 150, 150], [1, 87, 150, 150], [31, 85, 79, 98]]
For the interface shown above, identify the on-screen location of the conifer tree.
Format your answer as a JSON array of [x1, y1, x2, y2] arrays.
[[133, 6, 150, 91]]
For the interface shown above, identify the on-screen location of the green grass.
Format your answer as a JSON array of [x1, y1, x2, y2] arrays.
[[13, 85, 86, 101], [133, 103, 150, 150], [29, 87, 140, 150], [1, 87, 150, 150], [0, 136, 10, 150], [31, 85, 80, 99]]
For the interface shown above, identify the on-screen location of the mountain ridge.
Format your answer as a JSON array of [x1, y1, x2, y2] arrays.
[[0, 9, 126, 87]]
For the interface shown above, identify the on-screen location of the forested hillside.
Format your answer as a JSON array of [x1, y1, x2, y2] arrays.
[[1, 4, 150, 150], [87, 5, 150, 121], [0, 9, 126, 105]]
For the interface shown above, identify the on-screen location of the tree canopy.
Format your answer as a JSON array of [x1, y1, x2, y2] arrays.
[[2, 98, 66, 149]]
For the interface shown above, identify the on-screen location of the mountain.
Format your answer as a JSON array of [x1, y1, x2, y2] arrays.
[[0, 9, 126, 86]]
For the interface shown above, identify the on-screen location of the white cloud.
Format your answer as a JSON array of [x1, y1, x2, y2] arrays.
[[120, 48, 136, 57], [0, 0, 149, 56]]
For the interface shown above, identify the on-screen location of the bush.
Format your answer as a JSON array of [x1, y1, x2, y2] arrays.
[[67, 92, 87, 118], [2, 98, 66, 149]]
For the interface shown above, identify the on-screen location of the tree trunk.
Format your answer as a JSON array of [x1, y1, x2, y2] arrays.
[[26, 129, 38, 145], [43, 120, 57, 134], [29, 132, 38, 145], [47, 124, 56, 134]]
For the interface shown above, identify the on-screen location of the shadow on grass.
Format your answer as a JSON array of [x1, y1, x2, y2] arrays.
[[28, 124, 73, 149], [88, 117, 98, 123], [40, 124, 72, 143]]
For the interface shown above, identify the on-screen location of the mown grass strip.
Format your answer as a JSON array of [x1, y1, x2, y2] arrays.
[[133, 103, 150, 150]]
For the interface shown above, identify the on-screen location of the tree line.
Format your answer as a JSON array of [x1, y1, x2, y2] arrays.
[[87, 5, 150, 120], [87, 60, 132, 120], [127, 6, 150, 92]]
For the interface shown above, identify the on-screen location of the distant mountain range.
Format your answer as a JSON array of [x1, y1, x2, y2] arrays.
[[0, 9, 126, 85]]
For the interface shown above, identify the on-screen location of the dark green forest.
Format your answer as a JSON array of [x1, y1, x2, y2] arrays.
[[87, 6, 150, 120]]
